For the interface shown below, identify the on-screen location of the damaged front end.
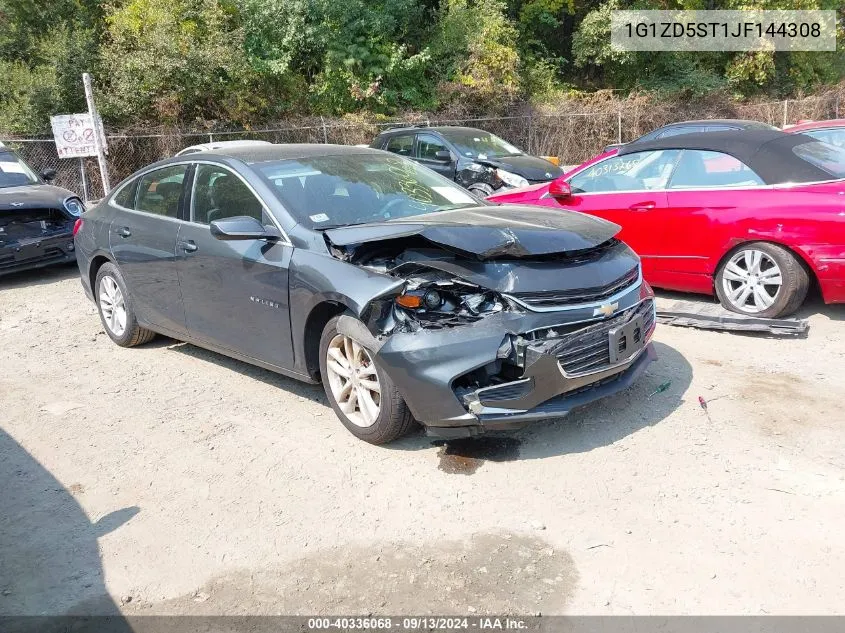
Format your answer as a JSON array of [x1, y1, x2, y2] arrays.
[[0, 207, 76, 275], [323, 207, 656, 437]]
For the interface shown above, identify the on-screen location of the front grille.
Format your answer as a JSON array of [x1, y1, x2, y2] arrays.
[[512, 266, 639, 308], [547, 299, 654, 376]]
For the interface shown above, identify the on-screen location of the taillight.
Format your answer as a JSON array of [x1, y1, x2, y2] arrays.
[[73, 218, 83, 236]]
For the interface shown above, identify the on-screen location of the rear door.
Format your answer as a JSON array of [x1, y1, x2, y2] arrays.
[[175, 163, 294, 368], [109, 164, 188, 336]]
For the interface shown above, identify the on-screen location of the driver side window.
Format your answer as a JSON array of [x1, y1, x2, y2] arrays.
[[415, 134, 448, 161], [569, 150, 680, 193], [191, 165, 270, 225]]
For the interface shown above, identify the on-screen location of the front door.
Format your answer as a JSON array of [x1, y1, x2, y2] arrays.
[[542, 149, 681, 280], [175, 163, 294, 369], [108, 164, 188, 336], [414, 133, 456, 180]]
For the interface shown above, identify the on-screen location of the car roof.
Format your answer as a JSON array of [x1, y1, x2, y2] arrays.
[[200, 143, 389, 163], [785, 118, 845, 132], [620, 129, 833, 184], [660, 119, 773, 128], [377, 126, 487, 137]]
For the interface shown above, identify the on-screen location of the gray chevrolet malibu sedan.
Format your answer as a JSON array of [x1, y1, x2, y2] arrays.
[[74, 144, 656, 444]]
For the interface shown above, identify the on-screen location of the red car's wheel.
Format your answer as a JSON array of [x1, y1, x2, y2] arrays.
[[715, 242, 809, 318]]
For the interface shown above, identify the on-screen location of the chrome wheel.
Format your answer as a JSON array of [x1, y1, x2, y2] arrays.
[[325, 334, 381, 428], [99, 275, 127, 336], [721, 249, 783, 313]]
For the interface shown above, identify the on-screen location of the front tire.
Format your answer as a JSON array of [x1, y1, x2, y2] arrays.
[[95, 262, 156, 347], [715, 242, 809, 318], [319, 315, 415, 444]]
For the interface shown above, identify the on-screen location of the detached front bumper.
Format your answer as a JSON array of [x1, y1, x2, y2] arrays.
[[376, 294, 657, 438]]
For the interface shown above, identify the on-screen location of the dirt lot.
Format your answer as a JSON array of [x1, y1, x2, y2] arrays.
[[2, 263, 845, 616]]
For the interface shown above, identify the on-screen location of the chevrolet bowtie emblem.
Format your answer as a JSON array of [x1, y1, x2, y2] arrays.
[[593, 302, 618, 317], [10, 202, 24, 207]]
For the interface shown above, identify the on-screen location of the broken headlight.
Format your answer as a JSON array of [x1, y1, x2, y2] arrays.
[[393, 282, 508, 329]]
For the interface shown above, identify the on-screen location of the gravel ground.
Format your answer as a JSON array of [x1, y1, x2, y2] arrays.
[[1, 263, 844, 616]]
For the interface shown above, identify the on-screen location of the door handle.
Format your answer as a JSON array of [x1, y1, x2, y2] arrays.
[[115, 227, 132, 238], [629, 202, 655, 212], [179, 240, 198, 253]]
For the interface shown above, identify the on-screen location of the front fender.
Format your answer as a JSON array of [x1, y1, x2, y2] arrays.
[[288, 249, 405, 374]]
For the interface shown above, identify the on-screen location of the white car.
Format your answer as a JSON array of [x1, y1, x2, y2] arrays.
[[175, 140, 271, 157]]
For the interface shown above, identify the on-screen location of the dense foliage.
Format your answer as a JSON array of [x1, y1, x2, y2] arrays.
[[0, 0, 842, 131]]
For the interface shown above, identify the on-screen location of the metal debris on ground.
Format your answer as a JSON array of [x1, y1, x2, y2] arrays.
[[655, 299, 809, 337]]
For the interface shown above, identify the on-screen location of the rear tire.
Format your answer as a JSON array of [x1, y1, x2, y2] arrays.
[[95, 262, 156, 347], [715, 242, 809, 318], [319, 315, 416, 444]]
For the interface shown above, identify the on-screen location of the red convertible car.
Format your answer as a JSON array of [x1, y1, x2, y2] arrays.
[[488, 129, 845, 318]]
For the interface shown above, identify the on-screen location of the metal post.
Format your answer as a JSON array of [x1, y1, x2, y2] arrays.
[[617, 110, 623, 144], [527, 115, 533, 155], [79, 158, 89, 203], [320, 116, 328, 144], [835, 95, 840, 119], [208, 133, 214, 143], [782, 99, 788, 127], [82, 73, 111, 195]]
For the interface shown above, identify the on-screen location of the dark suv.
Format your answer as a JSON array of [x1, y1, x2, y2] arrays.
[[0, 145, 85, 276], [371, 126, 563, 197]]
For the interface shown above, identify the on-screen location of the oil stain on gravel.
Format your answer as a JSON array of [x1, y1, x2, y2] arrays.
[[125, 532, 577, 615], [434, 437, 522, 475]]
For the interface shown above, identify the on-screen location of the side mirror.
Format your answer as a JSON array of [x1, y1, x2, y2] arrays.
[[210, 216, 281, 241], [548, 178, 572, 199], [40, 168, 57, 182], [434, 150, 453, 162]]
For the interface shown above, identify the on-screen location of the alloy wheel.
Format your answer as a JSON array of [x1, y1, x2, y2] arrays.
[[324, 334, 381, 428], [721, 249, 783, 313], [99, 275, 127, 336]]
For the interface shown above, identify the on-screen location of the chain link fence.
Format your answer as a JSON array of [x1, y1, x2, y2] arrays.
[[2, 92, 840, 203]]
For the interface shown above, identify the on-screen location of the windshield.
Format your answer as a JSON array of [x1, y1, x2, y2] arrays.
[[439, 130, 521, 160], [792, 141, 845, 179], [257, 153, 482, 229], [0, 152, 39, 188]]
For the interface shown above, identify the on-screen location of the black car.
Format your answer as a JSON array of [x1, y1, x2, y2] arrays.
[[604, 119, 778, 152], [75, 144, 655, 444], [0, 145, 85, 275], [371, 126, 563, 197]]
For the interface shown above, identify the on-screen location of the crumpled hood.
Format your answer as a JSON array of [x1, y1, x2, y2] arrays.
[[475, 154, 563, 181], [0, 184, 77, 212], [324, 205, 619, 260]]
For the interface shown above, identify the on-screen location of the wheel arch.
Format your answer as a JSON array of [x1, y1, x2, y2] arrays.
[[88, 252, 115, 295], [714, 239, 818, 291], [303, 300, 353, 380]]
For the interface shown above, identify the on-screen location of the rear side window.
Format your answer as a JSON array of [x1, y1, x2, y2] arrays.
[[792, 141, 845, 178], [669, 150, 764, 188], [112, 179, 138, 208], [135, 165, 188, 217], [384, 135, 414, 156]]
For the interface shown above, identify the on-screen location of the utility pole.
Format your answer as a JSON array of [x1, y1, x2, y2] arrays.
[[83, 73, 111, 195]]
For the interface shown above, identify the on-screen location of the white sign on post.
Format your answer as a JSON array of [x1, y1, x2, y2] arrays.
[[50, 113, 105, 158]]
